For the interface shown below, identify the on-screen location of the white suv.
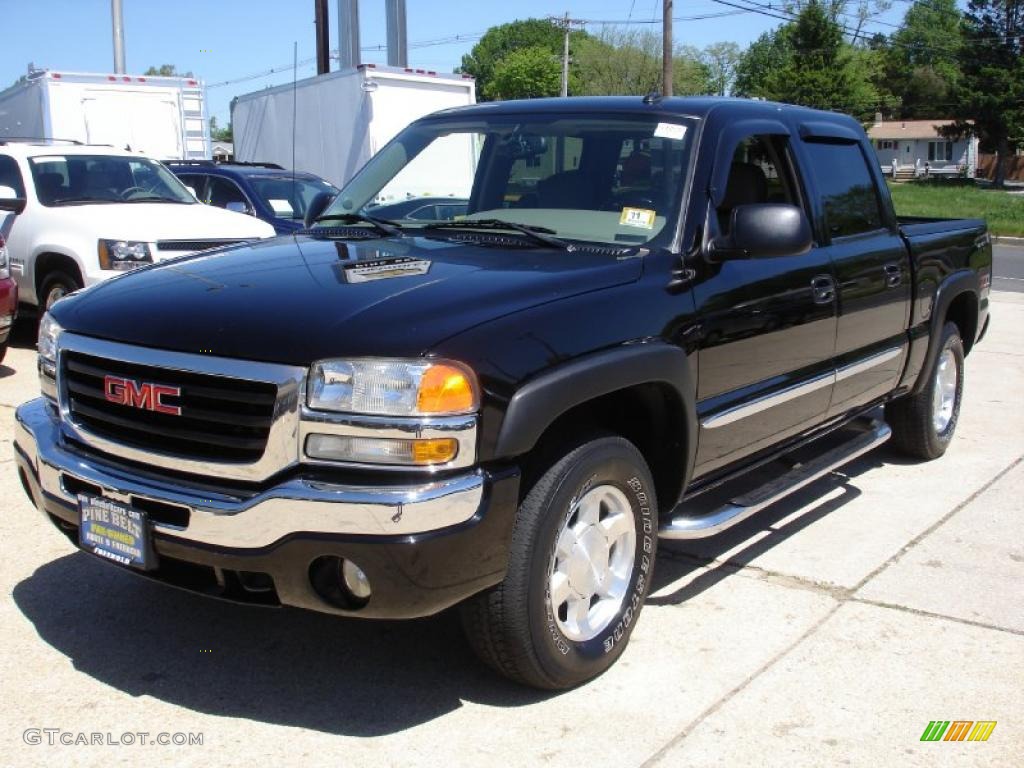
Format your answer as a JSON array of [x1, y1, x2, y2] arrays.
[[0, 141, 276, 310]]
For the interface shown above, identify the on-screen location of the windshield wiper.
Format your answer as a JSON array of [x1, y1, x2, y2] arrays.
[[311, 212, 404, 237], [50, 197, 119, 206], [423, 219, 569, 249], [121, 196, 190, 204]]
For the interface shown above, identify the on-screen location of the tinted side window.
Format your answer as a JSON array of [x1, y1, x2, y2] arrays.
[[0, 155, 25, 197], [206, 176, 249, 210], [176, 174, 206, 199], [717, 135, 799, 235], [803, 141, 884, 238]]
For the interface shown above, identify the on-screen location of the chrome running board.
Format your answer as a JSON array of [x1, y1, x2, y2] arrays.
[[659, 419, 892, 539]]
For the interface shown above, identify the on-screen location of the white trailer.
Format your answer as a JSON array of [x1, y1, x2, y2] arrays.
[[0, 69, 211, 160], [232, 65, 476, 188]]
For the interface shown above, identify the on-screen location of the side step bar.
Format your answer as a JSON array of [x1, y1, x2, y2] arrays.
[[659, 419, 892, 539]]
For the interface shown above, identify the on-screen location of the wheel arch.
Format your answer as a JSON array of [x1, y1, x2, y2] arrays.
[[33, 250, 84, 305], [489, 343, 698, 512], [912, 270, 979, 396]]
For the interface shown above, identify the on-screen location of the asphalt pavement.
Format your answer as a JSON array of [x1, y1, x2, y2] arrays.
[[1, 293, 1021, 768], [994, 243, 1024, 292]]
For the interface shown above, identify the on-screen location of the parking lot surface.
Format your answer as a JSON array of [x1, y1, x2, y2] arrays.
[[1, 293, 1021, 768]]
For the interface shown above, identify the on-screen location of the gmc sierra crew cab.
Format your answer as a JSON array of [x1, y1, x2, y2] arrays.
[[13, 97, 992, 690]]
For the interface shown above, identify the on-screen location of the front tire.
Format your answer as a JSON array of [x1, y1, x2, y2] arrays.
[[461, 435, 657, 689], [39, 270, 81, 312], [886, 321, 965, 460]]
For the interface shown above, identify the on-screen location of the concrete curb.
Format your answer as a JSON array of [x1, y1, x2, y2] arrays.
[[993, 236, 1024, 245]]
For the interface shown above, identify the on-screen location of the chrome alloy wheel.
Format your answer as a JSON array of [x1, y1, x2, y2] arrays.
[[548, 484, 636, 642], [932, 348, 959, 433]]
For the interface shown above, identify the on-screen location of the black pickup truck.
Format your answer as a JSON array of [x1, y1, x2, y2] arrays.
[[14, 97, 991, 689]]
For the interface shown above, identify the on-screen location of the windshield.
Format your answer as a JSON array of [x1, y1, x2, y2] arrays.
[[28, 154, 195, 206], [320, 114, 696, 246], [247, 175, 338, 220]]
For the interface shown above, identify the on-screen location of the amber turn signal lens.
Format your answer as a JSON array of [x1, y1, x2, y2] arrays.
[[411, 438, 459, 464], [416, 363, 478, 414]]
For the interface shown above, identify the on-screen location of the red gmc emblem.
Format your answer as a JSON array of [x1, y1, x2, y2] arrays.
[[104, 375, 182, 416]]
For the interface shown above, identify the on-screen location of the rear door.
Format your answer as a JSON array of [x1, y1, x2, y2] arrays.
[[796, 131, 910, 418], [693, 131, 838, 477]]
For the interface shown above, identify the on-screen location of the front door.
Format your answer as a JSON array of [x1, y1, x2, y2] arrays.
[[692, 134, 838, 477]]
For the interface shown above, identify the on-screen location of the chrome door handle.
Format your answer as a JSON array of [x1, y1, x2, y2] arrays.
[[811, 274, 835, 305], [883, 263, 902, 288]]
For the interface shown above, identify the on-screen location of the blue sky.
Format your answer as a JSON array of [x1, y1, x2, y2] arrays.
[[2, 0, 918, 126]]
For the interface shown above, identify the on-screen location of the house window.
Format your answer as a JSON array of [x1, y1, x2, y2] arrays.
[[928, 141, 953, 162], [876, 140, 895, 150]]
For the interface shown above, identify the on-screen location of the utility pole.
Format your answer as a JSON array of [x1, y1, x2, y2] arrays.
[[314, 0, 330, 75], [111, 0, 126, 74], [549, 13, 584, 98], [662, 0, 673, 97]]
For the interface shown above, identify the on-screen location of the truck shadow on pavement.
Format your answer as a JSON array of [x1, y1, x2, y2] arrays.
[[12, 443, 902, 734], [648, 447, 895, 604], [13, 556, 551, 736]]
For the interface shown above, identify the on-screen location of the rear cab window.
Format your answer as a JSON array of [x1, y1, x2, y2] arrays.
[[801, 141, 886, 239]]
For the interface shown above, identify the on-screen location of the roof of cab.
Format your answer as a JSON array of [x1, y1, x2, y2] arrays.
[[424, 95, 862, 132]]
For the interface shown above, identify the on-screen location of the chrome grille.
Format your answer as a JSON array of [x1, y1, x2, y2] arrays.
[[156, 239, 245, 252], [63, 351, 278, 463]]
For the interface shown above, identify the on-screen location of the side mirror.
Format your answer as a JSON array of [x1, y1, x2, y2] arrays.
[[709, 203, 812, 261], [0, 184, 26, 214], [225, 201, 251, 215], [304, 191, 336, 229]]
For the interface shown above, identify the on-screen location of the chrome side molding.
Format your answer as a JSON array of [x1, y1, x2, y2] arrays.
[[659, 418, 892, 539], [701, 346, 905, 430]]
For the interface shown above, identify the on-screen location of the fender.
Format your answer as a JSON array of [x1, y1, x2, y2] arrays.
[[910, 269, 979, 395], [491, 342, 699, 495]]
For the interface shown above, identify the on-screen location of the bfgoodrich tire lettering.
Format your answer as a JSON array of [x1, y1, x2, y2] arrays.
[[460, 435, 657, 689]]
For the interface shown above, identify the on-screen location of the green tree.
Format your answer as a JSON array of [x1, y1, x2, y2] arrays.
[[702, 42, 742, 96], [208, 116, 232, 142], [143, 64, 194, 78], [489, 46, 562, 100], [943, 0, 1024, 187], [459, 19, 587, 101], [733, 30, 792, 98], [574, 28, 711, 97], [883, 0, 961, 118], [736, 2, 881, 121]]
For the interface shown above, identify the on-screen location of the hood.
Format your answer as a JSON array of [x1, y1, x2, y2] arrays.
[[53, 234, 643, 365], [46, 202, 276, 243]]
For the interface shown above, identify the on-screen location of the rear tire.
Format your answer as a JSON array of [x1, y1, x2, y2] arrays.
[[460, 435, 657, 689], [886, 321, 964, 460]]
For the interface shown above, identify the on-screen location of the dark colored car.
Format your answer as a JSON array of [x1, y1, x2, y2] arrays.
[[166, 161, 338, 234], [16, 97, 991, 690]]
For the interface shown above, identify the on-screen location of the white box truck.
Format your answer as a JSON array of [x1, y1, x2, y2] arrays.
[[0, 69, 211, 160], [232, 65, 476, 188]]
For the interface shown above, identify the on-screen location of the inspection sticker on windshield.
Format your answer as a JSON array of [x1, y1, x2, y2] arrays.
[[653, 122, 687, 140], [619, 207, 656, 230]]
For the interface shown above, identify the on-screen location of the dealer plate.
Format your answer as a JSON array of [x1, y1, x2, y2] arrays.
[[78, 494, 154, 570]]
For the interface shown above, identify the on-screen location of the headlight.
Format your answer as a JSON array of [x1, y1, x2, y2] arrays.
[[307, 358, 478, 416], [98, 239, 153, 271], [37, 313, 62, 397], [37, 312, 63, 364]]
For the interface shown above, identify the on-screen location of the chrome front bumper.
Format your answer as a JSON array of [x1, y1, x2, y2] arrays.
[[14, 397, 486, 549]]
